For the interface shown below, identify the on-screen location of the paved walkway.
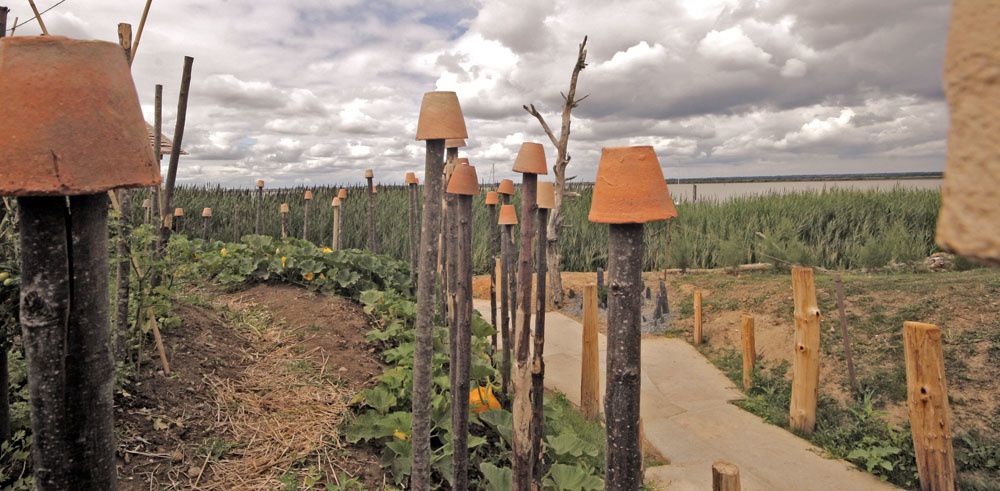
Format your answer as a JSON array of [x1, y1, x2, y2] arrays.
[[474, 300, 896, 490]]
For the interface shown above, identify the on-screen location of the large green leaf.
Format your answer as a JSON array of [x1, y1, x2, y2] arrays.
[[543, 463, 604, 491], [479, 463, 513, 491]]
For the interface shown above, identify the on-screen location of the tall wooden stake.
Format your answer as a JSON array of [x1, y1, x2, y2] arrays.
[[0, 7, 8, 37], [605, 223, 644, 490], [451, 192, 473, 490], [408, 181, 420, 286], [27, 0, 47, 35], [487, 200, 499, 350], [302, 195, 310, 240], [741, 314, 755, 391], [499, 220, 514, 395], [835, 274, 858, 396], [152, 84, 162, 222], [790, 266, 821, 434], [512, 174, 537, 491], [332, 201, 341, 250], [694, 289, 703, 345], [531, 206, 549, 485], [0, 7, 8, 446], [904, 321, 957, 491], [366, 172, 376, 252], [410, 139, 445, 490], [255, 181, 263, 235], [581, 284, 599, 420]]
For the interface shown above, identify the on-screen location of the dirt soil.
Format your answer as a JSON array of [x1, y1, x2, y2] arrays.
[[116, 283, 386, 490]]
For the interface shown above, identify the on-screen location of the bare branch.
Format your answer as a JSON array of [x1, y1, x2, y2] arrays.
[[522, 104, 559, 148]]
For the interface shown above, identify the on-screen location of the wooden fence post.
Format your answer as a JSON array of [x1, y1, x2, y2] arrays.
[[280, 203, 289, 238], [331, 197, 342, 250], [694, 289, 703, 345], [741, 314, 755, 391], [406, 173, 420, 287], [201, 207, 212, 240], [485, 191, 500, 351], [365, 169, 376, 252], [302, 190, 312, 240], [498, 204, 517, 396], [581, 284, 600, 420], [173, 208, 184, 234], [532, 183, 554, 484], [255, 179, 264, 235], [712, 461, 741, 491], [835, 274, 858, 396], [904, 321, 957, 491], [790, 266, 821, 434]]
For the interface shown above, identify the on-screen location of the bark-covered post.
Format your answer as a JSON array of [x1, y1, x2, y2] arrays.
[[302, 189, 313, 240], [336, 188, 347, 249], [410, 91, 467, 491], [497, 204, 518, 396], [712, 461, 742, 491], [173, 208, 184, 234], [255, 179, 264, 235], [446, 160, 478, 490], [904, 321, 957, 491], [834, 274, 858, 396], [531, 181, 554, 484], [279, 203, 289, 238], [581, 284, 600, 420], [157, 56, 193, 252], [0, 7, 8, 37], [2, 36, 161, 489], [512, 142, 548, 491], [484, 191, 500, 350], [589, 146, 678, 490], [365, 169, 376, 252], [331, 197, 342, 250], [693, 289, 703, 345], [597, 267, 605, 308], [741, 314, 755, 391], [406, 172, 420, 285], [201, 207, 212, 240]]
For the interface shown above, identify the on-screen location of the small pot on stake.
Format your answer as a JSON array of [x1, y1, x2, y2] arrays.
[[511, 142, 548, 491], [365, 169, 376, 252], [484, 190, 500, 351], [405, 172, 421, 287], [279, 203, 289, 238], [446, 161, 478, 490], [255, 179, 264, 235], [331, 197, 342, 250], [410, 91, 467, 491], [497, 204, 518, 397], [173, 207, 185, 234], [302, 190, 313, 240], [0, 35, 161, 489], [589, 146, 677, 490], [142, 198, 152, 224], [531, 180, 555, 483], [201, 207, 212, 240], [336, 188, 348, 249]]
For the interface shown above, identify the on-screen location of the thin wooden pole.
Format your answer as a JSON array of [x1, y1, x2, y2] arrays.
[[410, 139, 445, 491], [605, 223, 645, 490], [694, 289, 703, 345], [712, 461, 742, 491], [0, 7, 8, 37], [202, 216, 210, 240], [531, 206, 549, 485], [27, 0, 47, 35], [366, 174, 376, 252], [280, 210, 288, 238], [904, 321, 957, 491], [129, 0, 154, 66], [741, 314, 755, 391], [408, 182, 419, 286], [117, 22, 132, 62], [302, 197, 310, 240], [332, 203, 341, 250], [790, 266, 821, 434], [451, 193, 473, 490], [581, 284, 599, 420], [148, 308, 170, 375], [835, 274, 858, 396], [499, 222, 514, 395], [487, 202, 499, 351], [597, 267, 604, 308], [512, 174, 538, 491], [152, 84, 162, 223], [255, 182, 263, 235]]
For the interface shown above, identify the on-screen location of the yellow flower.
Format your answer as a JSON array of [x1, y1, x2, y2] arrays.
[[393, 429, 409, 441], [303, 272, 315, 281], [281, 256, 287, 268], [220, 248, 228, 257], [322, 247, 333, 254]]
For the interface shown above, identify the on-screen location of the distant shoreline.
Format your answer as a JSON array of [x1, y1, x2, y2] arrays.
[[666, 171, 942, 184]]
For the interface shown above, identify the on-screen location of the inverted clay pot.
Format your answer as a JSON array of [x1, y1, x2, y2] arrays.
[[365, 169, 374, 179], [537, 181, 555, 210], [497, 179, 515, 196], [512, 142, 548, 175], [416, 91, 468, 141], [174, 208, 185, 217], [202, 208, 212, 218], [446, 139, 467, 149], [485, 191, 500, 206], [498, 204, 519, 225], [0, 36, 160, 196], [304, 190, 313, 200], [338, 188, 348, 200], [588, 146, 678, 224], [447, 163, 479, 196], [405, 172, 419, 185], [256, 179, 265, 189], [456, 157, 470, 166], [280, 203, 290, 214], [332, 197, 342, 207]]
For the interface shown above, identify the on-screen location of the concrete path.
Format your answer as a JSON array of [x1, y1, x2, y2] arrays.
[[474, 300, 896, 490]]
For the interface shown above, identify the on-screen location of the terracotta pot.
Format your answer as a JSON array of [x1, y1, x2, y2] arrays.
[[0, 36, 159, 196], [280, 203, 290, 214], [405, 172, 419, 185], [174, 208, 185, 217], [497, 179, 515, 196], [364, 169, 374, 179], [256, 179, 265, 189], [484, 191, 500, 205], [338, 188, 348, 200], [498, 204, 518, 225], [588, 146, 678, 224], [512, 142, 548, 175], [447, 163, 479, 196], [304, 190, 313, 200], [332, 197, 341, 207], [456, 157, 470, 166], [202, 208, 212, 218], [537, 181, 555, 209], [446, 138, 467, 149], [415, 91, 468, 141]]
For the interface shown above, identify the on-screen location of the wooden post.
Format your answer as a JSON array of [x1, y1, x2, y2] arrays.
[[581, 285, 600, 420], [19, 195, 116, 488], [408, 181, 420, 287], [117, 22, 133, 62], [331, 199, 341, 250], [712, 461, 741, 491], [531, 206, 549, 484], [366, 169, 376, 252], [597, 267, 604, 307], [694, 289, 703, 345], [152, 84, 163, 223], [790, 266, 821, 434], [129, 0, 154, 66], [741, 314, 755, 391], [904, 322, 957, 491], [693, 183, 698, 202], [0, 7, 8, 38], [512, 173, 538, 491], [255, 180, 264, 235], [500, 220, 514, 395], [27, 0, 47, 35], [114, 188, 133, 363], [302, 190, 312, 240], [835, 274, 858, 396], [201, 208, 211, 240], [487, 199, 499, 351], [148, 308, 171, 375], [605, 223, 645, 490], [451, 190, 474, 491], [280, 204, 289, 238]]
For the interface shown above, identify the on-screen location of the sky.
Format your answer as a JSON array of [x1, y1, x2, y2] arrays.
[[6, 0, 951, 187]]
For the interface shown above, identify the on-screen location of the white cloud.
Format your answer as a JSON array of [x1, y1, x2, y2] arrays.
[[697, 27, 773, 69]]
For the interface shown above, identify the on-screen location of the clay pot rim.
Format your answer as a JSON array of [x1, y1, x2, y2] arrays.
[[497, 179, 516, 195], [498, 204, 519, 225]]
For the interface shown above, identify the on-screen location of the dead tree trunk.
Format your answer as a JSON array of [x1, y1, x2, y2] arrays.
[[523, 36, 588, 309], [513, 175, 537, 491], [605, 223, 644, 490], [451, 194, 473, 490], [410, 139, 445, 490], [531, 207, 549, 485]]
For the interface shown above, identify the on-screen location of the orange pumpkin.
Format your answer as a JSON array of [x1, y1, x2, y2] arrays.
[[469, 385, 501, 414]]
